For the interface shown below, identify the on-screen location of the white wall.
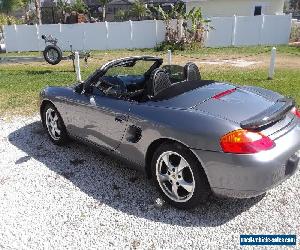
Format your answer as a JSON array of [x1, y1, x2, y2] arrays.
[[186, 0, 285, 17], [204, 17, 234, 47], [3, 15, 292, 52], [205, 14, 292, 47], [3, 20, 165, 52]]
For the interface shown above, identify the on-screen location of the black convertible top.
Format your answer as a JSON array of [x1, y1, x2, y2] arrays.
[[152, 80, 216, 101]]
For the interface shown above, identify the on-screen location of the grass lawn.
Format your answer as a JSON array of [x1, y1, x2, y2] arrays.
[[0, 45, 299, 116]]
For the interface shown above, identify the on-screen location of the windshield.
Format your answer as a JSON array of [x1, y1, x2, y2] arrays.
[[105, 60, 156, 77]]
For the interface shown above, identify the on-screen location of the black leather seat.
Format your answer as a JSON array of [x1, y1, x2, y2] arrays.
[[147, 68, 172, 97], [183, 62, 201, 81]]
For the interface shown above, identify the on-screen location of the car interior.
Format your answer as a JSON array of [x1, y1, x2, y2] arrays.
[[93, 59, 205, 102]]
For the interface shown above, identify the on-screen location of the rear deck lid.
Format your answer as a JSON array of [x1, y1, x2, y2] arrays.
[[193, 87, 295, 135], [193, 87, 275, 123]]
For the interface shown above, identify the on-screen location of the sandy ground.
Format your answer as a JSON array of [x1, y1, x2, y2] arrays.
[[1, 50, 299, 70]]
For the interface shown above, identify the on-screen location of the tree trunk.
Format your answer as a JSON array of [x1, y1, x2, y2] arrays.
[[24, 9, 28, 24], [102, 5, 106, 21], [23, 3, 29, 24], [34, 0, 42, 24]]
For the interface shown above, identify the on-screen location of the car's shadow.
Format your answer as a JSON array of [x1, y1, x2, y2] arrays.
[[8, 121, 265, 228]]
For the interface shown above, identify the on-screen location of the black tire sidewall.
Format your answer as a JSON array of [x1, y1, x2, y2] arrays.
[[43, 103, 68, 145], [43, 45, 62, 65], [151, 143, 211, 209]]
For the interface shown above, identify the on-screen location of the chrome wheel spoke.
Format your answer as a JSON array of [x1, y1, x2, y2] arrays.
[[177, 157, 188, 174], [162, 154, 173, 172], [159, 173, 170, 182], [54, 127, 61, 135], [172, 183, 179, 199], [47, 115, 51, 123], [51, 127, 56, 136], [48, 111, 54, 121], [53, 113, 58, 122], [52, 122, 58, 129], [178, 179, 194, 193]]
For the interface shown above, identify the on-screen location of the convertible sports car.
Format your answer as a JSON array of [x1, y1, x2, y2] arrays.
[[40, 56, 300, 209]]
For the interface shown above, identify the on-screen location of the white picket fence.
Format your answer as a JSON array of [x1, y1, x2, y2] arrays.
[[2, 14, 292, 52]]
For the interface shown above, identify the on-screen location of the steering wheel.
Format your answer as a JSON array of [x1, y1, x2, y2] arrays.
[[97, 77, 127, 96]]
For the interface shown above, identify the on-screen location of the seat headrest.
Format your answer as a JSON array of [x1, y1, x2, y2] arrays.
[[184, 62, 201, 81], [147, 68, 172, 97]]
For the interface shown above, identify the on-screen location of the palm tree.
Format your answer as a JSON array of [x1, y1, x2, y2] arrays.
[[19, 0, 30, 22], [130, 0, 150, 21], [98, 0, 111, 21], [57, 0, 70, 22], [154, 4, 210, 46], [186, 7, 211, 43], [72, 0, 88, 14], [115, 9, 128, 21], [154, 4, 185, 41]]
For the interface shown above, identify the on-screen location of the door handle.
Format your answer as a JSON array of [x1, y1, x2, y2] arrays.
[[115, 115, 127, 123]]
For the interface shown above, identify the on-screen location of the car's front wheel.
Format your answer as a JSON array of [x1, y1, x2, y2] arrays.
[[43, 103, 69, 145], [151, 143, 211, 209]]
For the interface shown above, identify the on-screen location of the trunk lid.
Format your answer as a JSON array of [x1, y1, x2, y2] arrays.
[[192, 85, 295, 136], [193, 87, 275, 123]]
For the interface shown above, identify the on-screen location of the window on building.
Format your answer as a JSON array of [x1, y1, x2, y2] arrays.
[[254, 6, 262, 15]]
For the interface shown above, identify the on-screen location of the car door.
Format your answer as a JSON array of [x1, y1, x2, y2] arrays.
[[63, 87, 130, 151]]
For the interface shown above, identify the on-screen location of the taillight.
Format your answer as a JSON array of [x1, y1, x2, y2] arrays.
[[291, 107, 300, 118], [220, 129, 275, 154]]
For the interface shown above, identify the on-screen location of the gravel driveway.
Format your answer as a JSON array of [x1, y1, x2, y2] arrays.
[[0, 116, 299, 249]]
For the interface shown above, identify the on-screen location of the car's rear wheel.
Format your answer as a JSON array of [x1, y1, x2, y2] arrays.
[[43, 103, 68, 145], [151, 143, 210, 209]]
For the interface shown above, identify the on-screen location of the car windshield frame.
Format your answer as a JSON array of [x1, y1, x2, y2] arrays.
[[104, 60, 158, 77], [82, 56, 163, 92]]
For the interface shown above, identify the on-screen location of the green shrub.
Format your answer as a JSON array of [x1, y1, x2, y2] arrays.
[[290, 24, 300, 42], [155, 41, 203, 52], [0, 13, 23, 25], [0, 13, 24, 33]]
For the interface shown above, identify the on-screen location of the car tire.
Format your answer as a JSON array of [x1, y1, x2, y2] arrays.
[[43, 45, 62, 65], [43, 103, 69, 145], [151, 142, 211, 209]]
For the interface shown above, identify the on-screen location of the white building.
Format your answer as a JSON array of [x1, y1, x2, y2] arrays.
[[185, 0, 285, 17]]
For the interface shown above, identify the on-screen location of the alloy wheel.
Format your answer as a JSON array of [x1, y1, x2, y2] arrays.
[[45, 108, 61, 141], [156, 151, 195, 202]]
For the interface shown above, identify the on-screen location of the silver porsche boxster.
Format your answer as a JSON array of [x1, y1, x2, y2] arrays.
[[40, 56, 300, 209]]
